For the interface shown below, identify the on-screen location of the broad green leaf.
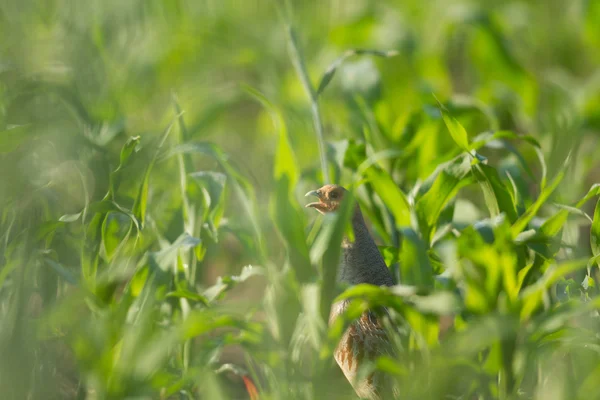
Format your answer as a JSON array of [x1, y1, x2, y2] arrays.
[[416, 155, 472, 244], [59, 212, 82, 223], [180, 311, 250, 340], [343, 139, 367, 170], [410, 291, 461, 315], [335, 283, 402, 305], [102, 212, 132, 260], [360, 162, 411, 228], [458, 221, 519, 312], [375, 355, 408, 376], [247, 87, 311, 281], [511, 169, 565, 237], [399, 228, 434, 288], [342, 140, 392, 241], [441, 109, 470, 152], [379, 246, 400, 268], [244, 86, 298, 188], [472, 163, 518, 223]]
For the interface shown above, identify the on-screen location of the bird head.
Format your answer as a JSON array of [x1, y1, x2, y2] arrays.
[[304, 184, 347, 214]]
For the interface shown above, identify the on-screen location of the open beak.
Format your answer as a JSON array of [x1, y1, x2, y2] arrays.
[[305, 190, 327, 213]]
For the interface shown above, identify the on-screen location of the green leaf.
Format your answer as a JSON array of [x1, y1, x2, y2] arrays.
[[576, 184, 600, 207], [203, 265, 264, 302], [120, 135, 141, 166], [44, 258, 78, 285], [102, 212, 132, 260], [244, 86, 298, 188], [534, 147, 548, 190], [458, 221, 519, 312], [133, 117, 179, 228], [410, 291, 461, 315], [246, 87, 311, 281], [379, 246, 400, 268], [165, 142, 266, 260], [471, 130, 541, 152], [515, 184, 600, 256], [440, 108, 470, 152], [399, 228, 434, 288], [416, 155, 472, 244], [81, 212, 105, 286], [472, 163, 518, 223], [166, 289, 210, 305], [343, 139, 367, 170], [316, 49, 398, 97], [592, 197, 600, 261], [190, 171, 227, 237], [375, 355, 408, 376], [511, 169, 565, 237], [335, 283, 402, 304], [140, 235, 201, 304], [521, 258, 591, 318], [108, 135, 141, 198], [59, 212, 82, 223], [270, 175, 312, 282], [358, 151, 411, 228], [153, 232, 201, 270]]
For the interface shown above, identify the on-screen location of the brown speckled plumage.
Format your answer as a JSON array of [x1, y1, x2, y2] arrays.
[[306, 185, 397, 399]]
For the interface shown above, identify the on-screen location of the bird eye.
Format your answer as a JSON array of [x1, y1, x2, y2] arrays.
[[330, 191, 338, 199]]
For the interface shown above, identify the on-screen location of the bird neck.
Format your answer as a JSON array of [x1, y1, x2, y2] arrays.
[[338, 205, 394, 287]]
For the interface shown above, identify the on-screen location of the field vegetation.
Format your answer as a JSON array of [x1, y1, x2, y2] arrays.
[[1, 1, 600, 399]]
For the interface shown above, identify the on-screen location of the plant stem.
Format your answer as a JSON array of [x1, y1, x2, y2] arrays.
[[285, 25, 330, 184]]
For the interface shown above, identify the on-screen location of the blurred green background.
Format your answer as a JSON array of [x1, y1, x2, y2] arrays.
[[1, 0, 600, 399]]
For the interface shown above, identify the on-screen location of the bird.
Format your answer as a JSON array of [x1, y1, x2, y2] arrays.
[[305, 184, 398, 399]]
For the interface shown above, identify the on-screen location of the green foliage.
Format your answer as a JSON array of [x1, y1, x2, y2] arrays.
[[1, 1, 600, 399]]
